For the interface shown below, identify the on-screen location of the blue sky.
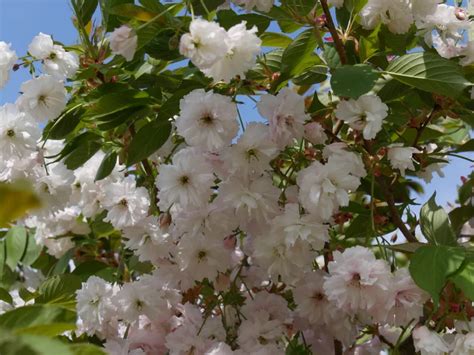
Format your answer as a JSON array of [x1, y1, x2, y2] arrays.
[[0, 0, 472, 210]]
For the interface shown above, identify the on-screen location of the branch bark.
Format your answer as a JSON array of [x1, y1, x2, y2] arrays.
[[363, 140, 418, 243], [376, 176, 418, 243], [319, 0, 348, 65]]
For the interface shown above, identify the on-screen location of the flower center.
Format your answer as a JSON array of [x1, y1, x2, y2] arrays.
[[200, 115, 214, 125], [6, 129, 15, 137], [351, 273, 361, 287], [179, 175, 189, 185], [312, 292, 325, 301], [119, 198, 128, 207], [197, 250, 207, 261]]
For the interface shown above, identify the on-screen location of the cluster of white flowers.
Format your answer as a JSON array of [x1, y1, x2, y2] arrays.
[[359, 0, 473, 64], [179, 19, 261, 82], [0, 3, 471, 353]]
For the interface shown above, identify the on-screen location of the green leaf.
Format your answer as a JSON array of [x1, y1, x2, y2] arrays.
[[281, 29, 318, 77], [0, 304, 76, 335], [260, 32, 293, 47], [70, 343, 107, 355], [5, 227, 27, 269], [51, 249, 74, 275], [420, 193, 457, 246], [409, 245, 465, 304], [99, 0, 134, 31], [454, 139, 474, 153], [217, 10, 271, 35], [72, 260, 110, 281], [385, 52, 471, 98], [21, 232, 42, 266], [322, 44, 342, 69], [281, 0, 315, 17], [0, 332, 74, 355], [108, 3, 156, 21], [85, 90, 151, 120], [64, 139, 102, 170], [0, 287, 12, 304], [452, 260, 474, 300], [331, 64, 379, 98], [36, 274, 82, 309], [386, 242, 425, 254], [449, 206, 474, 235], [45, 106, 83, 140], [72, 0, 98, 25], [127, 118, 171, 166], [95, 151, 117, 181], [142, 28, 181, 60], [191, 0, 223, 16], [293, 65, 327, 86]]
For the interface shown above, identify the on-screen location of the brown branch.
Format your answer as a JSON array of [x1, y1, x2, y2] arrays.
[[363, 140, 417, 243], [412, 105, 439, 149], [376, 176, 418, 243], [319, 0, 348, 65]]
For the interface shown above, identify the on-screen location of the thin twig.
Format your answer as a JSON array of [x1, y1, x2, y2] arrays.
[[412, 106, 439, 149]]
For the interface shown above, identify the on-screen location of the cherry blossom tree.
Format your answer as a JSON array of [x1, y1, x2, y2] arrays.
[[0, 0, 473, 354]]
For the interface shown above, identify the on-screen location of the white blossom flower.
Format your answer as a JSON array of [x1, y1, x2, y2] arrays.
[[175, 89, 239, 151], [460, 41, 474, 66], [216, 174, 280, 229], [293, 271, 338, 325], [0, 103, 40, 160], [387, 144, 419, 176], [258, 88, 309, 147], [411, 0, 441, 21], [109, 25, 137, 62], [156, 147, 214, 211], [206, 342, 235, 355], [76, 276, 118, 337], [221, 122, 278, 177], [323, 246, 391, 314], [412, 326, 452, 355], [297, 157, 363, 221], [177, 234, 234, 288], [270, 203, 328, 249], [122, 216, 175, 265], [203, 22, 261, 82], [166, 303, 225, 354], [304, 122, 327, 145], [453, 332, 474, 355], [0, 41, 17, 89], [416, 4, 470, 45], [335, 95, 388, 140], [381, 268, 428, 326], [28, 32, 55, 58], [360, 0, 413, 34], [179, 19, 230, 69], [433, 34, 460, 59], [17, 75, 67, 122], [113, 277, 176, 323], [101, 175, 150, 228], [28, 32, 78, 79], [252, 233, 314, 283]]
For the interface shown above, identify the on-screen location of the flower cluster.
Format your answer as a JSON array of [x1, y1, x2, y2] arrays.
[[0, 0, 473, 354]]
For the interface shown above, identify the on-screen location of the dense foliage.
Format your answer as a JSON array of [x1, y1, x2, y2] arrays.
[[0, 0, 473, 354]]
